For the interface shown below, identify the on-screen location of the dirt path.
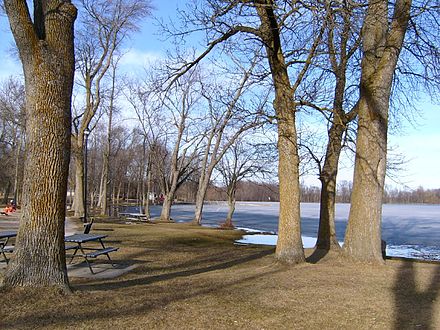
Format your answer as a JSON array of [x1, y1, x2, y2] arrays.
[[0, 211, 81, 235]]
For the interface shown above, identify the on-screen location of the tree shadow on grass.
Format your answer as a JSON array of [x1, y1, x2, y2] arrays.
[[2, 248, 279, 329], [306, 247, 344, 264], [393, 261, 440, 329], [306, 249, 329, 264], [74, 248, 275, 292]]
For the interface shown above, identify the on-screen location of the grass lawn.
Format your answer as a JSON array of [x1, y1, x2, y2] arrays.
[[1, 219, 439, 329]]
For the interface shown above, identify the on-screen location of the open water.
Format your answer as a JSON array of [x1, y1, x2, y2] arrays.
[[124, 202, 440, 261]]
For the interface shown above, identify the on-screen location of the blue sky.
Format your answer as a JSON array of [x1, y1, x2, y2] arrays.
[[0, 0, 439, 190]]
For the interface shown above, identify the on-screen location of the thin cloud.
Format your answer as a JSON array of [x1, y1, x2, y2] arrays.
[[119, 48, 163, 72]]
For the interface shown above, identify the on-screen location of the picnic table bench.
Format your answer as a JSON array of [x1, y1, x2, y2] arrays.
[[0, 231, 17, 264], [65, 233, 118, 274]]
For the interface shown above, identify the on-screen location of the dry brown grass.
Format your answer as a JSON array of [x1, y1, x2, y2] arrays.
[[1, 220, 439, 329]]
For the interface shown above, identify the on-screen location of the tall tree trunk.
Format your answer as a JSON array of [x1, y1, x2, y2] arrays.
[[222, 183, 236, 228], [144, 158, 151, 218], [13, 135, 23, 204], [160, 194, 173, 221], [160, 114, 186, 221], [117, 182, 122, 205], [344, 0, 411, 263], [72, 142, 85, 218], [90, 191, 95, 209], [193, 162, 216, 225], [3, 0, 77, 290], [140, 141, 146, 214], [3, 181, 11, 204], [192, 150, 209, 225], [315, 4, 357, 252], [126, 180, 131, 203], [193, 187, 207, 225], [99, 159, 108, 215], [159, 169, 179, 222], [316, 123, 344, 251], [344, 94, 388, 262], [275, 104, 304, 263], [99, 100, 112, 214], [72, 78, 93, 218], [256, 2, 304, 264], [138, 140, 147, 213], [111, 183, 117, 215]]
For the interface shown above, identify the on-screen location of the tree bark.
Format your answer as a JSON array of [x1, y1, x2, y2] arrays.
[[3, 181, 11, 205], [315, 3, 358, 252], [192, 163, 213, 225], [159, 105, 187, 221], [255, 1, 304, 264], [72, 139, 85, 217], [160, 193, 174, 221], [13, 135, 23, 204], [99, 91, 114, 215], [144, 162, 151, 218], [316, 123, 344, 250], [3, 0, 77, 290], [159, 166, 179, 221], [222, 183, 236, 228], [193, 185, 207, 225], [344, 0, 411, 263]]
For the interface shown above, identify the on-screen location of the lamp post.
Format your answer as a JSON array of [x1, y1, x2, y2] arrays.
[[83, 128, 91, 223]]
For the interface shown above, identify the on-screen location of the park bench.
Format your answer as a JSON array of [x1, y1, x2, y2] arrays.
[[84, 247, 119, 258]]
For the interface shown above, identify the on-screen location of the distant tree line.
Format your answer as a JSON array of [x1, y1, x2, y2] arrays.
[[301, 182, 440, 205], [202, 180, 440, 205], [383, 187, 440, 205]]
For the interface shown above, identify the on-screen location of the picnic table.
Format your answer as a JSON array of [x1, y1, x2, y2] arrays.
[[0, 230, 17, 264], [65, 233, 118, 274], [119, 212, 149, 222]]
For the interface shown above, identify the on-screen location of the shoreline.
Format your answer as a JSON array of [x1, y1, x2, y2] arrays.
[[236, 231, 440, 263]]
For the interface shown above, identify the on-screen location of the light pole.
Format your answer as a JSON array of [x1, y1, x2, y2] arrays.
[[83, 128, 91, 223]]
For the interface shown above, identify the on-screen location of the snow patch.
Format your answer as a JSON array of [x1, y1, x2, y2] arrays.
[[236, 234, 318, 248]]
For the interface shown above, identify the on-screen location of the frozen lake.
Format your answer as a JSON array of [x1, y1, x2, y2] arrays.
[[125, 202, 440, 261]]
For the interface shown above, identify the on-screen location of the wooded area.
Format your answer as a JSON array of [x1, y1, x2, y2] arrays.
[[0, 0, 438, 291]]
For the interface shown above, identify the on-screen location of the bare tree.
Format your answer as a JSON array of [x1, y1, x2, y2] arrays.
[[159, 72, 204, 222], [192, 59, 265, 225], [299, 0, 439, 254], [3, 0, 76, 290], [164, 0, 327, 263], [217, 136, 272, 228], [72, 0, 151, 218], [107, 125, 135, 207], [344, 0, 412, 263], [297, 1, 362, 252], [98, 58, 122, 216], [124, 76, 168, 218], [0, 77, 26, 204], [127, 63, 204, 221]]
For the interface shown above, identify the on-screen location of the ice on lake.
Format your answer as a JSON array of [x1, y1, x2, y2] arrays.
[[123, 202, 440, 261]]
